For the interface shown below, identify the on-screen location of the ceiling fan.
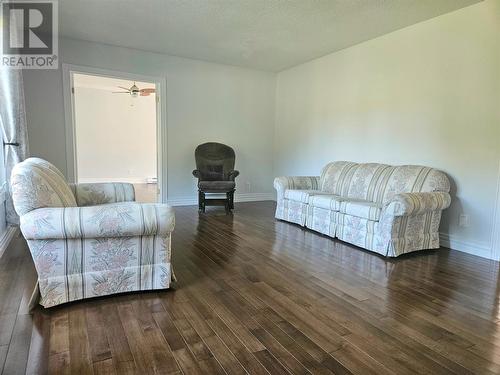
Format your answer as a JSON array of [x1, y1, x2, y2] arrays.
[[112, 82, 155, 97]]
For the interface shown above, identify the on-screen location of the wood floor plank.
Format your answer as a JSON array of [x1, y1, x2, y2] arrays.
[[25, 310, 50, 375], [2, 313, 33, 375], [85, 305, 112, 363], [206, 316, 271, 375], [2, 202, 500, 374], [0, 345, 8, 374], [68, 308, 94, 374], [47, 351, 70, 375], [100, 302, 137, 374]]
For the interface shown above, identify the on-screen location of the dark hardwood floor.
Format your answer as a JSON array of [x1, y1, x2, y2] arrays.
[[1, 201, 500, 374]]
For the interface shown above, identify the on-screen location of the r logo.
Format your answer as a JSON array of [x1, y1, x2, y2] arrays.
[[2, 1, 54, 55]]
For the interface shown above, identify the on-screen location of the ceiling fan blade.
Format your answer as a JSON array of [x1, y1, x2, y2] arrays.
[[140, 88, 156, 94], [140, 91, 150, 96], [117, 86, 131, 91], [112, 91, 130, 94]]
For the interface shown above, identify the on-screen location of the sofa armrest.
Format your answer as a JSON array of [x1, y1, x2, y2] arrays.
[[20, 202, 175, 240], [383, 192, 451, 217], [273, 176, 320, 201], [69, 183, 135, 206]]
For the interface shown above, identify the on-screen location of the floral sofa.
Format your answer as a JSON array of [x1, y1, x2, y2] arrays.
[[10, 157, 175, 308], [274, 161, 451, 257]]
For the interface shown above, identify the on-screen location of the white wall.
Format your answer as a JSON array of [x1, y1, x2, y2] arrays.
[[74, 85, 157, 183], [23, 37, 276, 204], [274, 0, 500, 258]]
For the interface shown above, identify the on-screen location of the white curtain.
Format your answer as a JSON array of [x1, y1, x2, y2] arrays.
[[0, 69, 30, 224]]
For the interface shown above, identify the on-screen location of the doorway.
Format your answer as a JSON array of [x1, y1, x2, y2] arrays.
[[64, 66, 166, 203]]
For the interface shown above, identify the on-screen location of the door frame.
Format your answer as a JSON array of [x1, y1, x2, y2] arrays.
[[492, 159, 500, 260], [62, 63, 167, 203]]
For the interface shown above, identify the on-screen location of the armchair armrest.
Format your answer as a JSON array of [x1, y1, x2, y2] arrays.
[[273, 176, 320, 201], [20, 202, 175, 240], [69, 183, 135, 206], [383, 192, 451, 217], [228, 170, 240, 180]]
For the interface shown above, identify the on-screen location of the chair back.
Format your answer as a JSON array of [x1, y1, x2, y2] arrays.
[[10, 157, 76, 216], [194, 142, 235, 181]]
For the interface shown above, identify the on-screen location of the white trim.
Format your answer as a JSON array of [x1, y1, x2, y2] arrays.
[[0, 226, 18, 260], [62, 63, 168, 203], [491, 160, 500, 261], [77, 177, 156, 184], [440, 233, 493, 260], [167, 192, 274, 207]]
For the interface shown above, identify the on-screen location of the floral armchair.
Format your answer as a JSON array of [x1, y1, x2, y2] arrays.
[[10, 157, 175, 308]]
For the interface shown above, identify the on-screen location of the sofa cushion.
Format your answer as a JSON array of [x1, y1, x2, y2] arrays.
[[284, 189, 317, 203], [376, 165, 450, 203], [319, 161, 358, 194], [284, 189, 332, 203], [308, 194, 342, 211], [338, 199, 382, 221], [11, 158, 77, 216]]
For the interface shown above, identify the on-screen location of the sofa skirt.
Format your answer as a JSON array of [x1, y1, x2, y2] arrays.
[[277, 199, 442, 257]]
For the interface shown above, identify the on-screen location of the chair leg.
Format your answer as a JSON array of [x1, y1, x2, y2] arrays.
[[225, 192, 230, 214], [230, 190, 235, 209], [199, 190, 205, 212]]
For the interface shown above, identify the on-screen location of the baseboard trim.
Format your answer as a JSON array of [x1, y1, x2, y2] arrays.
[[167, 192, 274, 207], [491, 160, 500, 260], [439, 233, 493, 260], [0, 226, 18, 260]]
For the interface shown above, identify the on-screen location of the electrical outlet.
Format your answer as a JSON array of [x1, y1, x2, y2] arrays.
[[459, 214, 470, 227]]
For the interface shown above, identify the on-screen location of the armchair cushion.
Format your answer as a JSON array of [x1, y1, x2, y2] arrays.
[[383, 192, 451, 217], [193, 169, 239, 181], [20, 202, 175, 240], [198, 180, 235, 192], [70, 182, 135, 206]]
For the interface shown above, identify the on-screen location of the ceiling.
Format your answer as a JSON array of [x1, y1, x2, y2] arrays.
[[59, 0, 482, 72]]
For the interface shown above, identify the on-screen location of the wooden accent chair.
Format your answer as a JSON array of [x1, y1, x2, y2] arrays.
[[192, 142, 239, 213]]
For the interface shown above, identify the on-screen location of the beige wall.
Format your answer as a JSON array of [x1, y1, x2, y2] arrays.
[[24, 38, 276, 204], [274, 0, 500, 258], [74, 86, 157, 183]]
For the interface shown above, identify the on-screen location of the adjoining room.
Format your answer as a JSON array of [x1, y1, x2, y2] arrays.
[[72, 73, 159, 203]]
